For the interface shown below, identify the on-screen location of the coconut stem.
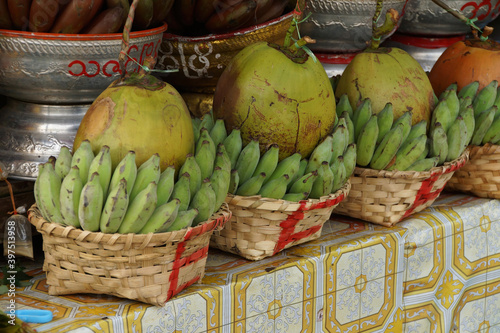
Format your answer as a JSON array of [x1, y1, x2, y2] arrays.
[[368, 8, 399, 50], [289, 36, 316, 53]]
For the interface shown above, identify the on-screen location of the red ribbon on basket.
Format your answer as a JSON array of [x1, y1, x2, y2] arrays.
[[273, 193, 346, 255]]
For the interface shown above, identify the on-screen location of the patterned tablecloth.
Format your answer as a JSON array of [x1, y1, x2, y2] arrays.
[[1, 192, 499, 332]]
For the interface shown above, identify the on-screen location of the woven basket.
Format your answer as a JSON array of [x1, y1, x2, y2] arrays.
[[335, 150, 469, 227], [446, 144, 500, 198], [210, 181, 351, 261], [28, 203, 231, 306]]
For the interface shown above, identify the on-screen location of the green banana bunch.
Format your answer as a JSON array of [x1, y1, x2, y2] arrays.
[[406, 120, 428, 144], [236, 172, 267, 196], [37, 162, 63, 224], [129, 153, 161, 203], [306, 135, 334, 174], [258, 174, 289, 199], [283, 192, 309, 201], [215, 143, 232, 175], [118, 181, 158, 234], [189, 179, 217, 225], [352, 98, 373, 142], [71, 139, 94, 185], [330, 119, 349, 163], [482, 111, 500, 144], [195, 140, 215, 181], [266, 152, 301, 185], [392, 111, 413, 143], [376, 103, 394, 145], [228, 169, 240, 194], [429, 122, 449, 165], [156, 166, 176, 207], [356, 115, 379, 167], [200, 111, 215, 132], [473, 80, 498, 117], [339, 111, 355, 144], [171, 172, 191, 211], [342, 143, 357, 178], [493, 86, 500, 110], [309, 161, 334, 199], [388, 134, 427, 171], [196, 127, 216, 158], [459, 104, 475, 147], [431, 100, 452, 134], [88, 145, 112, 196], [59, 165, 83, 228], [288, 171, 318, 195], [459, 96, 473, 114], [79, 172, 104, 232], [179, 153, 202, 199], [369, 123, 405, 170], [252, 143, 279, 182], [100, 178, 129, 234], [336, 94, 354, 119], [210, 119, 228, 147], [54, 146, 73, 180], [458, 81, 480, 100], [407, 156, 439, 172], [139, 198, 181, 234], [108, 151, 137, 195], [331, 156, 347, 193], [440, 87, 460, 122], [192, 117, 202, 143], [210, 165, 231, 210], [446, 115, 468, 162], [471, 106, 496, 146], [223, 129, 243, 169], [235, 139, 261, 184], [166, 208, 199, 232]]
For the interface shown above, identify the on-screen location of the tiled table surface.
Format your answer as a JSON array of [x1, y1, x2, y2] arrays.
[[2, 192, 500, 332]]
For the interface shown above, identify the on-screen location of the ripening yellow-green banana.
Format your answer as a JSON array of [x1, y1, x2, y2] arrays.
[[71, 139, 94, 185], [99, 178, 129, 234], [166, 208, 199, 232], [129, 153, 161, 203], [139, 198, 181, 234], [54, 146, 73, 180], [179, 153, 202, 200], [79, 172, 104, 232], [236, 172, 267, 196], [59, 165, 83, 228], [108, 150, 137, 195], [156, 165, 176, 207], [88, 145, 113, 196], [190, 179, 217, 225], [376, 103, 394, 145], [118, 181, 158, 234], [223, 129, 243, 169], [210, 119, 228, 148], [37, 161, 64, 224], [235, 139, 261, 185], [171, 172, 191, 211]]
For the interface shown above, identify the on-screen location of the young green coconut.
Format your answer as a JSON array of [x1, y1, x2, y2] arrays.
[[212, 10, 337, 160], [335, 1, 435, 125]]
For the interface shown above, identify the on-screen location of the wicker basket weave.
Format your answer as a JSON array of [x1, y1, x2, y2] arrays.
[[28, 203, 231, 306], [446, 144, 500, 198], [210, 181, 351, 261], [335, 150, 469, 227]]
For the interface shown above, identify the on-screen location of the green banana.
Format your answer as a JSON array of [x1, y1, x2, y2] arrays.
[[71, 139, 94, 185], [331, 156, 347, 193], [370, 123, 405, 170], [471, 106, 496, 146], [79, 172, 104, 232], [473, 80, 498, 117], [108, 151, 137, 195], [283, 192, 309, 201], [493, 86, 500, 110], [288, 171, 318, 194], [458, 81, 480, 100], [258, 174, 289, 199], [392, 111, 413, 143], [210, 165, 231, 211], [336, 93, 354, 119], [99, 178, 129, 233], [156, 165, 176, 207], [376, 103, 394, 145], [192, 117, 202, 143], [59, 165, 83, 228], [482, 112, 500, 144], [37, 162, 63, 224], [236, 172, 266, 196], [166, 208, 199, 232], [459, 96, 473, 113], [196, 127, 216, 158], [210, 119, 228, 148], [252, 143, 279, 181], [195, 140, 215, 181], [228, 169, 239, 194], [446, 115, 468, 161], [139, 198, 181, 234], [459, 104, 475, 147], [223, 129, 243, 169], [88, 145, 112, 196], [340, 111, 355, 144], [54, 146, 73, 180], [129, 153, 161, 203], [266, 152, 301, 185], [353, 98, 373, 142], [235, 139, 261, 184], [288, 158, 308, 191], [431, 100, 452, 133], [342, 143, 357, 178], [441, 87, 460, 121], [330, 119, 348, 163], [356, 115, 379, 167], [190, 179, 217, 225], [215, 143, 232, 174], [171, 172, 191, 211], [200, 111, 214, 132], [406, 120, 428, 144], [179, 153, 202, 200], [407, 156, 439, 172], [306, 135, 333, 174], [429, 122, 449, 165], [118, 181, 158, 234], [388, 134, 427, 171], [309, 161, 334, 199]]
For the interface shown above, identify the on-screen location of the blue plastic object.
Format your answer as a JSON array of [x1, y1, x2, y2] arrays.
[[14, 309, 53, 323]]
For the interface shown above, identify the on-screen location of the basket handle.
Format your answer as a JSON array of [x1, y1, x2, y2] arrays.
[[118, 0, 140, 77]]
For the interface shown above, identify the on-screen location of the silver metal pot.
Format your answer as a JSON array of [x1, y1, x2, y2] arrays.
[[399, 0, 500, 36], [299, 0, 409, 53]]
